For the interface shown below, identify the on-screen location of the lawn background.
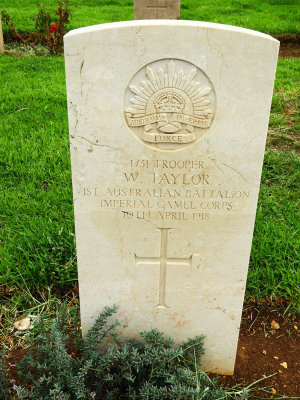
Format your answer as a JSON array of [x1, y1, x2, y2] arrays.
[[0, 0, 299, 308], [1, 0, 300, 36]]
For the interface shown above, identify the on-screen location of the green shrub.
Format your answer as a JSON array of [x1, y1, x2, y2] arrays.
[[0, 305, 233, 399]]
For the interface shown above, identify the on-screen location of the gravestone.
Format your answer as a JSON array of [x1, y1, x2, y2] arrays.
[[0, 18, 5, 54], [134, 0, 180, 20], [64, 21, 279, 374]]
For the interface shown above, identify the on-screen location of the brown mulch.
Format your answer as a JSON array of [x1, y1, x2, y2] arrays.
[[274, 34, 300, 58], [216, 303, 300, 398]]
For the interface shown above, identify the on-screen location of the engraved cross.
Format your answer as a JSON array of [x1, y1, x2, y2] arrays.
[[147, 0, 168, 18], [135, 228, 193, 309]]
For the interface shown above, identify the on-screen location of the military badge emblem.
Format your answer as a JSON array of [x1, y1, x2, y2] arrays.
[[124, 59, 216, 150]]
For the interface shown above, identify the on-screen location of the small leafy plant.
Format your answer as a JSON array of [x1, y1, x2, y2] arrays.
[[0, 305, 231, 399], [1, 0, 74, 55]]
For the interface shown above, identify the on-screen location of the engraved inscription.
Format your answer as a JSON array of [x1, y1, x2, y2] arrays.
[[147, 0, 167, 7], [147, 0, 167, 19], [82, 157, 251, 221], [124, 59, 216, 150], [135, 228, 193, 308], [134, 0, 179, 20]]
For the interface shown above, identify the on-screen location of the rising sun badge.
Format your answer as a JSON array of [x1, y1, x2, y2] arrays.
[[124, 59, 216, 150]]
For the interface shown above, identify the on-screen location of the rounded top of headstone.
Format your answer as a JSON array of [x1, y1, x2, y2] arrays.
[[64, 20, 279, 45]]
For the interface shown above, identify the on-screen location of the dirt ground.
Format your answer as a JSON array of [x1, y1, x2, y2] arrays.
[[216, 302, 300, 398], [275, 35, 300, 58]]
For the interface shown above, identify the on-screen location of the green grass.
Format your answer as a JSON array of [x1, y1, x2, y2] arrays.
[[0, 55, 299, 306], [0, 56, 76, 289], [249, 150, 299, 303], [1, 0, 300, 36], [269, 58, 300, 152]]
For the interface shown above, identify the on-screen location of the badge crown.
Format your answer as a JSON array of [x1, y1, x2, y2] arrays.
[[154, 91, 185, 113]]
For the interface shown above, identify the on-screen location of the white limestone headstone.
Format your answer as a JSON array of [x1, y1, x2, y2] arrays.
[[134, 0, 180, 20], [64, 21, 279, 375]]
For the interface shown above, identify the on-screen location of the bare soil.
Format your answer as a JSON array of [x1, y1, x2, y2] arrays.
[[216, 302, 300, 398], [275, 34, 300, 58]]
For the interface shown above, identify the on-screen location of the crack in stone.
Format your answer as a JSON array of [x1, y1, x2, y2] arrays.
[[222, 162, 248, 183], [71, 135, 121, 150]]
